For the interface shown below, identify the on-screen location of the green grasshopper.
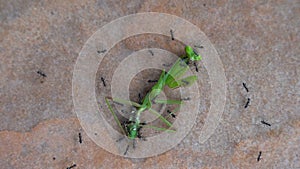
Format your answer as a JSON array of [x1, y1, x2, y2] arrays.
[[105, 46, 201, 154]]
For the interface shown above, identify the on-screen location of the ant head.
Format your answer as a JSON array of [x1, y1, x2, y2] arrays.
[[185, 46, 202, 61]]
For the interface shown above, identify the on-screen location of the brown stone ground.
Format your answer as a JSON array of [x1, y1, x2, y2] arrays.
[[0, 0, 299, 168]]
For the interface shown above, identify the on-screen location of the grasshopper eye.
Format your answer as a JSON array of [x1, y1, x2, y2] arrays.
[[185, 46, 202, 61]]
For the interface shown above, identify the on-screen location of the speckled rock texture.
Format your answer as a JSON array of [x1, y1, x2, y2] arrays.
[[0, 0, 299, 169]]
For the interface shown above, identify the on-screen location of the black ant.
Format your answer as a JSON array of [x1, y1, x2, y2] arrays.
[[66, 164, 76, 169], [242, 82, 249, 92], [97, 49, 107, 54], [101, 77, 106, 87], [148, 50, 154, 56], [194, 62, 199, 72], [261, 120, 271, 126], [257, 151, 262, 162], [170, 29, 174, 40], [78, 133, 82, 144], [167, 109, 176, 118], [244, 98, 250, 108], [37, 70, 47, 83], [138, 93, 143, 104], [181, 97, 191, 101], [37, 70, 47, 77], [148, 80, 158, 83], [194, 45, 204, 49]]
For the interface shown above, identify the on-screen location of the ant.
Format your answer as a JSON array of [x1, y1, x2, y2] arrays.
[[167, 109, 176, 118], [37, 70, 47, 83], [261, 120, 271, 126], [194, 62, 199, 72], [37, 70, 47, 77], [181, 97, 191, 101], [97, 49, 107, 54], [243, 82, 249, 92], [138, 93, 143, 104], [101, 77, 106, 87], [78, 133, 82, 144], [148, 80, 158, 83], [170, 29, 174, 40], [244, 98, 250, 108], [257, 151, 262, 161], [66, 164, 76, 169], [148, 50, 154, 56], [194, 45, 204, 49]]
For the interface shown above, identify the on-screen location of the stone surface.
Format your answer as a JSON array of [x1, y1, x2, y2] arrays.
[[0, 0, 299, 168]]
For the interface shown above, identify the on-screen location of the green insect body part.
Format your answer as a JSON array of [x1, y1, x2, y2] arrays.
[[154, 99, 182, 105], [125, 122, 139, 140], [104, 45, 202, 142], [165, 59, 189, 84], [164, 46, 202, 89], [185, 46, 202, 61], [168, 75, 198, 89], [140, 70, 168, 110]]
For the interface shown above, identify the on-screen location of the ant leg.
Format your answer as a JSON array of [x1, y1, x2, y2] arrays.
[[116, 136, 125, 142], [124, 145, 129, 155], [132, 139, 136, 149]]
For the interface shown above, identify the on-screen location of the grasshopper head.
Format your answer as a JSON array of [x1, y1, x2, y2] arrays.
[[185, 46, 202, 61]]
